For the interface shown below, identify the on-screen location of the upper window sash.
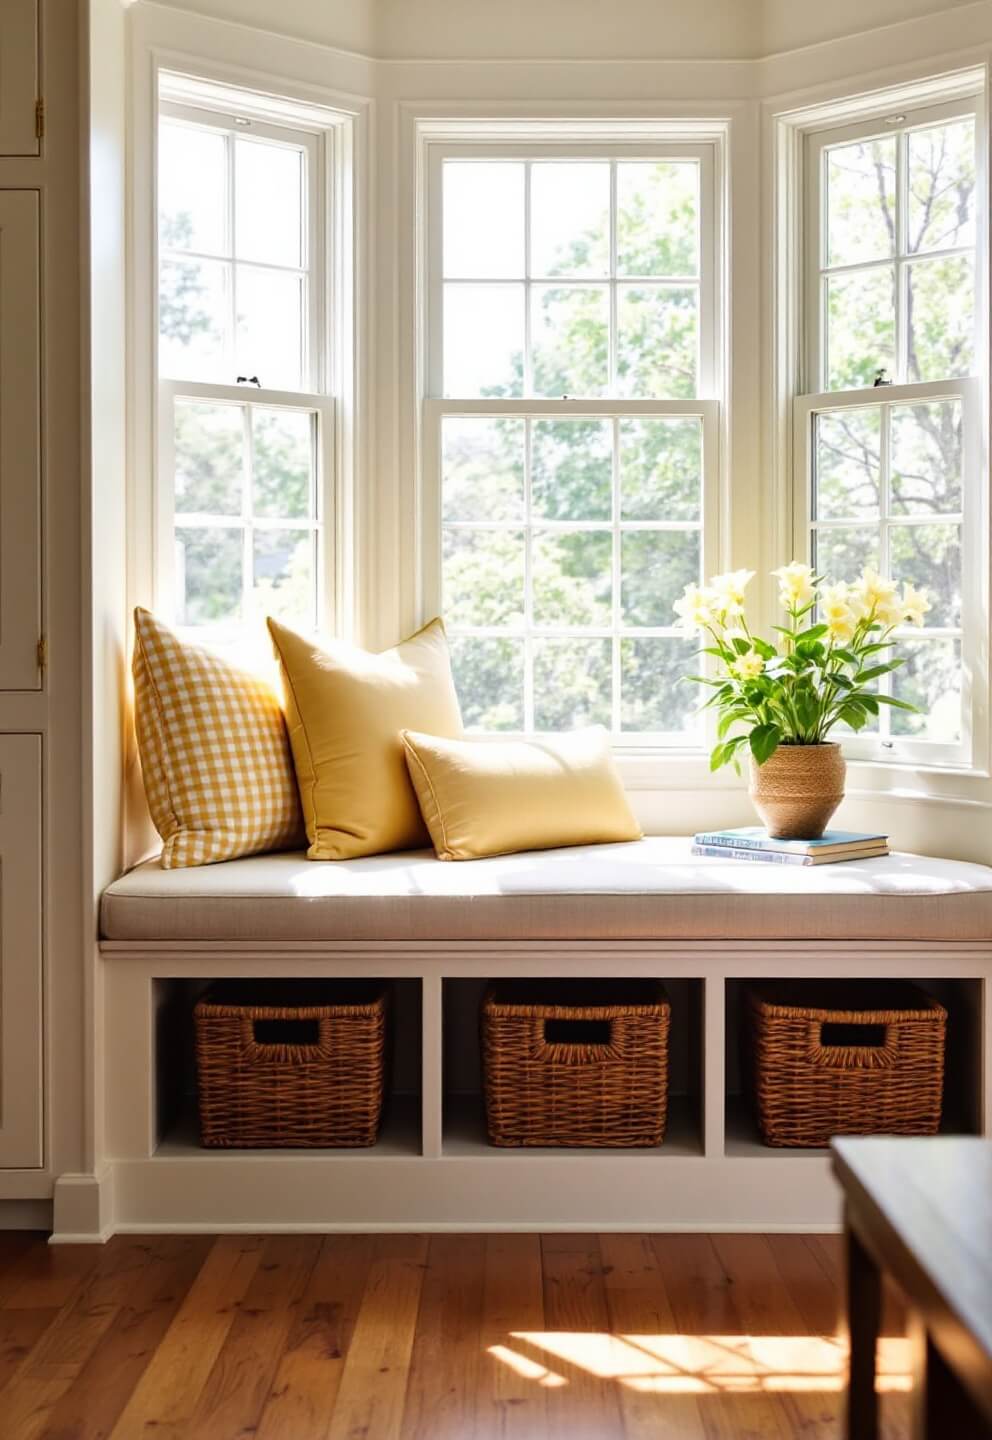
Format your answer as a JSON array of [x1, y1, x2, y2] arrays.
[[803, 95, 982, 397], [425, 141, 719, 404]]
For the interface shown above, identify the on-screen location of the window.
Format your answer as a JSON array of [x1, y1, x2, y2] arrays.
[[797, 97, 984, 765], [423, 143, 722, 742], [156, 82, 333, 640]]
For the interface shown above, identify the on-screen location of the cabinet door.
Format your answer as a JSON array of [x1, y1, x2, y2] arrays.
[[0, 0, 39, 156], [0, 193, 42, 689], [0, 736, 42, 1169]]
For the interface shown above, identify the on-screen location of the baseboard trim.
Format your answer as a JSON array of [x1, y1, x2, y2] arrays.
[[109, 1219, 844, 1235], [50, 1169, 115, 1244]]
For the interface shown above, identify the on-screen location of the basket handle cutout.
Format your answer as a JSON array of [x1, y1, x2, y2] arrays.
[[821, 1021, 886, 1048], [544, 1018, 611, 1046], [808, 1018, 897, 1069], [253, 1017, 320, 1046]]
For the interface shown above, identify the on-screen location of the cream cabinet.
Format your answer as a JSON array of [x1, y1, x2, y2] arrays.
[[0, 1, 40, 156], [0, 192, 41, 689], [0, 735, 42, 1169]]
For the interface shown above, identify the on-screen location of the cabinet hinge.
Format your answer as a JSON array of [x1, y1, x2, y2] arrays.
[[35, 99, 44, 140], [37, 636, 47, 671]]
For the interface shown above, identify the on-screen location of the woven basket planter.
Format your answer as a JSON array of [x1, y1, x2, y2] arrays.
[[748, 742, 846, 839], [482, 980, 670, 1147], [745, 981, 946, 1147], [194, 981, 389, 1148]]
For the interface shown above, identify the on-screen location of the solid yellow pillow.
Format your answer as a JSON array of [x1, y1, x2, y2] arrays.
[[401, 726, 642, 861], [268, 617, 463, 860], [132, 608, 303, 868]]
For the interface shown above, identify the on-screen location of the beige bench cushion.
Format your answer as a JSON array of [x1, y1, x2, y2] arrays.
[[100, 838, 992, 943]]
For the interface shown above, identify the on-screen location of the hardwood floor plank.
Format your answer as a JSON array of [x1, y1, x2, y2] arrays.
[[185, 1234, 321, 1439], [107, 1234, 265, 1438], [0, 1308, 59, 1392], [537, 1233, 625, 1440], [599, 1232, 707, 1440], [0, 1243, 100, 1311], [476, 1233, 548, 1440], [400, 1234, 486, 1440], [325, 1234, 429, 1440], [770, 1236, 842, 1340], [254, 1234, 375, 1440], [41, 1236, 214, 1440]]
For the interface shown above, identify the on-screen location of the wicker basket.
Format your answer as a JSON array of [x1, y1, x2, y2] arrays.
[[482, 980, 670, 1147], [745, 981, 946, 1148], [194, 981, 389, 1148]]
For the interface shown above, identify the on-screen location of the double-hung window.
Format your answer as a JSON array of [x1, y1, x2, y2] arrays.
[[156, 78, 333, 641], [796, 96, 985, 766], [423, 140, 722, 742]]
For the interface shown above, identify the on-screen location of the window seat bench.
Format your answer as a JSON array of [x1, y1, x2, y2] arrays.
[[101, 836, 992, 943], [87, 838, 992, 1244]]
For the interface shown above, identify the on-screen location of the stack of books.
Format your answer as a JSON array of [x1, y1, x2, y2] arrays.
[[691, 827, 889, 866]]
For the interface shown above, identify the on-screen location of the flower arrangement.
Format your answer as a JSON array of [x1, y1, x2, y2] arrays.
[[674, 563, 930, 772]]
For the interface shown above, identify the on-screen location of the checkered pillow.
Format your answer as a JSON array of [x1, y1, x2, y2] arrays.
[[132, 608, 304, 868]]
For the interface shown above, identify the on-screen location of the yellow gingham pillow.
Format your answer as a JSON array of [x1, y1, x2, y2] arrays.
[[132, 608, 304, 868]]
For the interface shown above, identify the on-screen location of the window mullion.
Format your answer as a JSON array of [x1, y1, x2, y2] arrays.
[[242, 404, 253, 626], [611, 415, 621, 737]]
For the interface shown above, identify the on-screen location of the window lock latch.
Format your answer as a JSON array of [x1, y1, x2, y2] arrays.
[[236, 375, 262, 387]]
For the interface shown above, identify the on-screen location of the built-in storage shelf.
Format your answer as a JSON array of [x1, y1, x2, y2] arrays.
[[101, 947, 991, 1232]]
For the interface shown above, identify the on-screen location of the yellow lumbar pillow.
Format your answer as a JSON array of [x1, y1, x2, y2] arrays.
[[267, 617, 463, 860], [401, 725, 642, 861], [132, 607, 304, 868]]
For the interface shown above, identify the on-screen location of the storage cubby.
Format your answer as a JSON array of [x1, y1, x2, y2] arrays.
[[440, 976, 704, 1156], [723, 976, 985, 1157], [150, 977, 423, 1156]]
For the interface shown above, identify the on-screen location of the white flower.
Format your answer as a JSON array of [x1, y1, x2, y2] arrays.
[[852, 568, 899, 623], [819, 581, 856, 641], [673, 583, 721, 633], [732, 651, 765, 681], [901, 583, 931, 628], [772, 561, 815, 610], [710, 568, 755, 619]]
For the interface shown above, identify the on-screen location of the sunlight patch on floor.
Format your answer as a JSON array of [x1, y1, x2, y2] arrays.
[[485, 1332, 913, 1395]]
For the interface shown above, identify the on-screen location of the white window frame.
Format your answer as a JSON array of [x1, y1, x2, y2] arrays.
[[421, 137, 724, 748], [154, 77, 338, 641], [794, 90, 988, 771]]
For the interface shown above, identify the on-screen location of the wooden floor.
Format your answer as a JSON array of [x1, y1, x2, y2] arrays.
[[0, 1230, 912, 1439]]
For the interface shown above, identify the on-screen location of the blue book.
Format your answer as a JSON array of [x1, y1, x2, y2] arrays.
[[693, 826, 888, 857], [691, 842, 888, 867]]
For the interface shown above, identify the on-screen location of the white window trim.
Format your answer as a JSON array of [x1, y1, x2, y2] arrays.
[[418, 131, 725, 749], [775, 70, 990, 778]]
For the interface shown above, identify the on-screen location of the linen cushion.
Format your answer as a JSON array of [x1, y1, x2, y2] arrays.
[[267, 617, 463, 860], [401, 726, 642, 860], [100, 839, 992, 943], [131, 607, 303, 868]]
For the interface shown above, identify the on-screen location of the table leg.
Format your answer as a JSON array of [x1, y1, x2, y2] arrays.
[[910, 1312, 991, 1440], [846, 1212, 882, 1440]]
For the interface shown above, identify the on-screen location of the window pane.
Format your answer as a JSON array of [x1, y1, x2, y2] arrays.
[[533, 639, 612, 730], [813, 409, 881, 521], [813, 526, 879, 584], [531, 419, 612, 521], [235, 266, 304, 390], [252, 409, 313, 519], [531, 286, 609, 397], [617, 161, 698, 278], [826, 137, 896, 267], [532, 530, 612, 627], [235, 138, 304, 268], [174, 401, 243, 516], [906, 254, 974, 382], [159, 257, 229, 381], [620, 636, 698, 732], [889, 522, 961, 627], [891, 638, 961, 741], [530, 163, 609, 278], [442, 417, 525, 522], [253, 529, 315, 626], [908, 118, 976, 254], [890, 401, 962, 516], [442, 528, 525, 627], [175, 527, 242, 627], [159, 121, 228, 256], [620, 417, 702, 522], [449, 637, 524, 731], [444, 284, 524, 398], [616, 285, 697, 398], [444, 162, 524, 279], [621, 530, 700, 627], [826, 266, 895, 391]]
